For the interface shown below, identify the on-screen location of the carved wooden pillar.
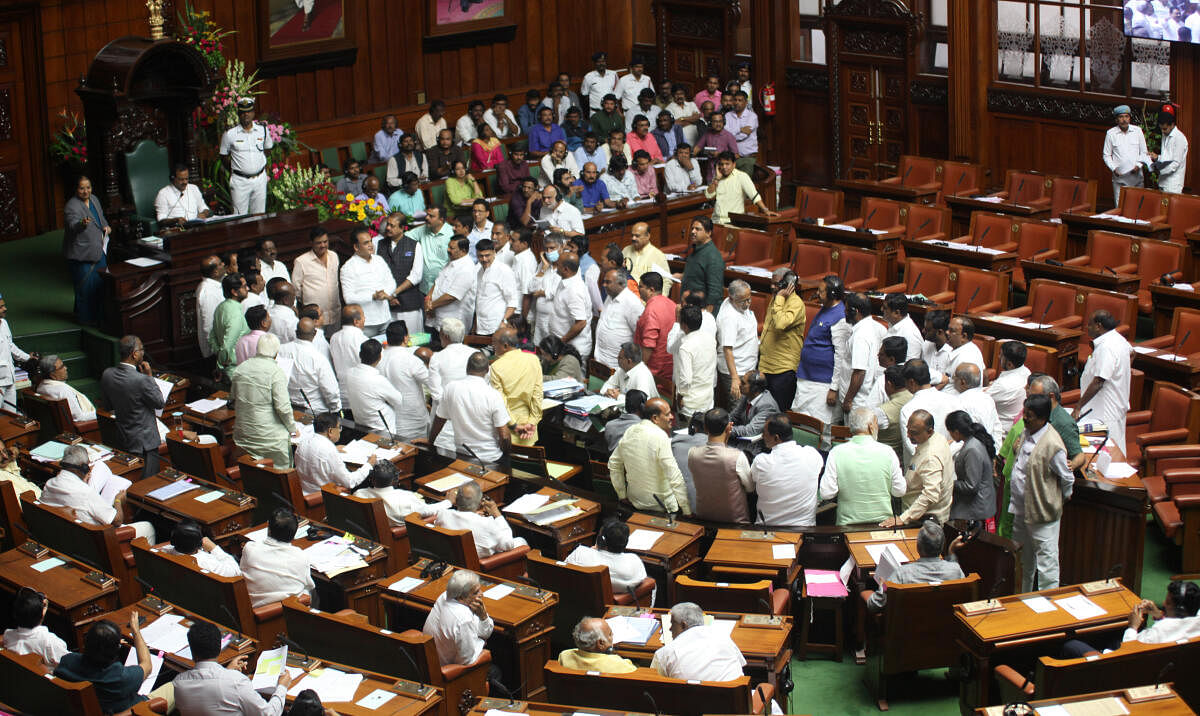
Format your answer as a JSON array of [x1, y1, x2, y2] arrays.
[[947, 0, 989, 165]]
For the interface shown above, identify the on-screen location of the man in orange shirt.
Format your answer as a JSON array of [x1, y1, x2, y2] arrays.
[[635, 272, 676, 380]]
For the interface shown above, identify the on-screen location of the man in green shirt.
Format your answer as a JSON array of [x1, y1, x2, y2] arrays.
[[209, 272, 249, 381], [820, 407, 906, 526], [229, 333, 297, 468], [680, 215, 725, 311], [589, 94, 623, 141], [404, 206, 454, 295]]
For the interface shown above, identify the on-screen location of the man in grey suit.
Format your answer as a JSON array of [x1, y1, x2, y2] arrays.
[[100, 336, 164, 478], [730, 370, 780, 439]]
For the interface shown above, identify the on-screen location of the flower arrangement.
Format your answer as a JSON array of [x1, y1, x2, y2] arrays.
[[201, 59, 263, 133], [261, 114, 302, 165], [49, 109, 87, 168], [176, 2, 233, 71], [268, 164, 328, 213], [336, 192, 387, 230]]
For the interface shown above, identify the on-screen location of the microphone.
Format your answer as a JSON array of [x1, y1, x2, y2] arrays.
[[276, 634, 312, 668], [377, 410, 396, 448], [911, 272, 923, 292], [757, 509, 770, 536], [800, 193, 809, 215], [1102, 265, 1118, 276], [1171, 329, 1192, 362], [1083, 429, 1109, 476], [1076, 408, 1093, 422], [965, 285, 981, 312], [299, 388, 316, 418], [954, 171, 967, 193], [889, 494, 900, 534], [757, 684, 771, 716], [975, 225, 990, 246], [489, 676, 527, 707], [1070, 184, 1080, 205], [1154, 661, 1175, 690], [1037, 298, 1055, 328], [1136, 195, 1145, 215], [627, 584, 641, 613], [653, 494, 676, 526], [916, 217, 932, 233], [643, 691, 662, 716], [901, 164, 913, 184], [460, 443, 487, 476], [1161, 271, 1181, 285], [1017, 668, 1035, 695], [864, 207, 877, 226], [218, 603, 241, 632], [1016, 178, 1024, 196]]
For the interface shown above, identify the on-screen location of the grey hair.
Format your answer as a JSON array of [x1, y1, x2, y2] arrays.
[[455, 480, 483, 511], [619, 342, 642, 363], [669, 601, 705, 629], [954, 362, 981, 389], [256, 332, 280, 358], [916, 520, 944, 558], [1029, 373, 1061, 401], [441, 318, 466, 344], [572, 617, 604, 650], [446, 569, 480, 601], [771, 267, 790, 282], [38, 354, 60, 376], [728, 280, 750, 298], [61, 444, 90, 472], [848, 407, 874, 435]]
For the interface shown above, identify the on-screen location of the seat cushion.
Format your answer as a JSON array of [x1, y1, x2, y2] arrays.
[[303, 491, 323, 509], [1143, 475, 1168, 503], [1154, 500, 1182, 540], [478, 543, 530, 571], [771, 587, 791, 616]]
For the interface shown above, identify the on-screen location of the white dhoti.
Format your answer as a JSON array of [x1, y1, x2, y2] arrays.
[[295, 0, 315, 12], [230, 172, 268, 215], [1112, 170, 1143, 205]]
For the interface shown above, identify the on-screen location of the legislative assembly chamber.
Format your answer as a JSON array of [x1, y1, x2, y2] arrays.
[[7, 0, 1200, 714]]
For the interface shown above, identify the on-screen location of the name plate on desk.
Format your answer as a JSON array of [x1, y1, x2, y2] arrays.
[[219, 491, 253, 507], [958, 599, 1005, 616], [158, 467, 186, 481], [739, 530, 776, 540], [741, 614, 783, 627], [1126, 684, 1174, 703], [391, 678, 435, 699], [17, 541, 49, 559], [11, 415, 36, 428], [139, 595, 172, 615], [608, 605, 645, 617], [479, 698, 527, 710], [82, 570, 115, 588], [1080, 579, 1122, 596]]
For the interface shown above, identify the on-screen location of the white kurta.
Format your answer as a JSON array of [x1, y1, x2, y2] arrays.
[[651, 624, 746, 682], [747, 441, 823, 528], [278, 339, 340, 413], [329, 324, 368, 405], [423, 592, 494, 666], [1157, 127, 1189, 194], [595, 289, 645, 369], [565, 545, 649, 593], [341, 254, 397, 328], [379, 346, 433, 441], [1079, 329, 1132, 452], [435, 374, 510, 463], [943, 341, 986, 395], [294, 432, 372, 495], [986, 365, 1031, 429], [887, 315, 925, 361], [715, 299, 760, 376], [196, 277, 223, 358], [601, 361, 659, 399], [436, 509, 526, 557], [550, 273, 593, 360], [474, 261, 520, 335], [431, 256, 478, 330], [839, 317, 887, 409], [239, 536, 314, 608], [346, 363, 405, 436], [355, 485, 446, 525]]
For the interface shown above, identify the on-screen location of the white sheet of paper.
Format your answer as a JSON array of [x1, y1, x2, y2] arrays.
[[1054, 594, 1107, 621], [806, 572, 840, 584], [1103, 462, 1138, 479], [125, 257, 163, 267], [356, 689, 398, 709], [252, 646, 287, 692], [125, 649, 164, 696], [287, 667, 363, 702], [865, 543, 910, 565], [389, 576, 424, 593], [502, 493, 550, 515], [140, 614, 189, 654], [840, 556, 855, 585], [186, 398, 227, 414], [425, 472, 473, 491], [483, 584, 515, 600], [1022, 596, 1058, 614], [771, 544, 795, 560], [626, 529, 664, 551], [195, 489, 224, 503], [31, 557, 65, 572]]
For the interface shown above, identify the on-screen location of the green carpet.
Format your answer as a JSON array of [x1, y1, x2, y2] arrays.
[[0, 229, 78, 336], [784, 516, 1178, 715]]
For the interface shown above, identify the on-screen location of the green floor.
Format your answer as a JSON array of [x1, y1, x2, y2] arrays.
[[784, 518, 1178, 715], [0, 229, 78, 336]]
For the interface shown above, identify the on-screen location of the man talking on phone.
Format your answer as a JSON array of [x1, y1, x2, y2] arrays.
[[703, 151, 776, 226]]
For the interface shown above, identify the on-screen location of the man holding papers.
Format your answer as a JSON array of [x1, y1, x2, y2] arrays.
[[174, 620, 290, 715], [1101, 104, 1150, 204], [865, 521, 965, 612], [294, 412, 377, 496], [423, 570, 495, 667], [559, 617, 637, 673], [435, 480, 528, 558]]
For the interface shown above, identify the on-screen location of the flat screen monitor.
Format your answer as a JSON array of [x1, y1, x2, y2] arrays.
[[1125, 0, 1200, 43]]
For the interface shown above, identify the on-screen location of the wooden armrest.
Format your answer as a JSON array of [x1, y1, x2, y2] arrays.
[[334, 609, 370, 624], [1136, 428, 1190, 449], [1138, 335, 1175, 349], [879, 177, 900, 185], [971, 300, 1002, 314], [253, 601, 284, 622], [752, 683, 775, 714], [878, 282, 906, 294], [76, 419, 98, 434], [949, 234, 971, 244], [918, 230, 947, 242], [1126, 409, 1152, 426], [1146, 444, 1200, 461], [1161, 468, 1200, 483], [1002, 306, 1033, 318], [1063, 255, 1091, 266], [441, 648, 492, 681], [1032, 249, 1060, 261], [843, 218, 863, 228], [1174, 493, 1200, 508], [1113, 262, 1137, 274], [929, 290, 956, 305], [1027, 197, 1052, 209], [478, 543, 531, 571], [1148, 213, 1167, 224], [1051, 315, 1082, 329], [115, 525, 137, 542], [993, 241, 1019, 253], [993, 665, 1035, 696], [847, 277, 880, 292], [303, 492, 323, 508]]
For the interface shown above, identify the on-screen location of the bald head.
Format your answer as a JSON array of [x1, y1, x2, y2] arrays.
[[953, 363, 982, 391], [341, 304, 364, 326], [201, 254, 226, 280], [573, 617, 614, 653], [492, 326, 519, 354], [296, 317, 317, 341]]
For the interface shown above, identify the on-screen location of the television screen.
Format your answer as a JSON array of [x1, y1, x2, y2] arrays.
[[1124, 0, 1200, 43]]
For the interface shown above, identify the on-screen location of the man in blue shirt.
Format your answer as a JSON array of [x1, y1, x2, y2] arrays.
[[517, 89, 543, 136], [574, 132, 608, 174], [574, 162, 615, 209], [388, 172, 426, 220], [528, 106, 567, 157]]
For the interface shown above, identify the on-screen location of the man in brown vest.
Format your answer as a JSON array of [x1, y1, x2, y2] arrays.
[[688, 408, 751, 523], [1009, 393, 1074, 591]]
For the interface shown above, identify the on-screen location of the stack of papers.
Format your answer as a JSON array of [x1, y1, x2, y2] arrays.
[[288, 667, 363, 703], [924, 240, 1006, 255], [564, 395, 621, 417], [186, 398, 227, 414], [728, 265, 773, 277], [1102, 462, 1138, 479], [139, 614, 190, 654], [125, 649, 164, 695], [865, 542, 910, 566], [606, 615, 660, 645], [1054, 594, 1107, 620], [152, 378, 174, 418], [125, 256, 163, 268], [337, 438, 396, 464], [502, 493, 551, 515], [147, 479, 201, 501], [303, 537, 369, 577], [28, 441, 68, 463], [543, 378, 585, 399], [626, 529, 664, 551], [1091, 213, 1150, 225], [425, 472, 473, 492], [972, 195, 1006, 203], [252, 646, 287, 693]]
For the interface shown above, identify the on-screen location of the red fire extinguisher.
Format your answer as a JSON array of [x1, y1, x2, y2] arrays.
[[760, 82, 776, 116]]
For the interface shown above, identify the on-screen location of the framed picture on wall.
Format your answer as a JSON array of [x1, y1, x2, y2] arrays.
[[256, 0, 358, 77], [424, 0, 517, 45]]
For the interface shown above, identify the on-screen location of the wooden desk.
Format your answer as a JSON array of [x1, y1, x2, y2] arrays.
[[184, 392, 309, 442], [974, 686, 1193, 716], [846, 529, 921, 574], [503, 487, 601, 560], [622, 512, 704, 607], [0, 411, 41, 451], [582, 201, 664, 254], [793, 223, 903, 284], [901, 239, 1019, 274], [954, 582, 1139, 711], [970, 314, 1081, 378], [703, 528, 803, 586], [376, 560, 558, 699], [0, 544, 120, 646], [124, 468, 256, 546], [834, 178, 939, 214], [1132, 348, 1200, 392], [662, 191, 713, 247], [415, 461, 508, 505], [1018, 259, 1142, 295], [284, 655, 443, 716], [110, 595, 256, 671], [944, 195, 1050, 236], [1060, 454, 1147, 594], [602, 606, 793, 691], [228, 520, 389, 615], [360, 433, 418, 477], [1150, 283, 1200, 335], [17, 439, 143, 486], [155, 372, 190, 413], [1060, 212, 1170, 258]]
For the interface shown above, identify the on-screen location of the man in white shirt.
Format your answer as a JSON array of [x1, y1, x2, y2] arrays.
[[715, 281, 759, 409], [196, 255, 226, 360], [329, 305, 368, 407], [239, 507, 315, 608], [1151, 109, 1188, 194], [595, 268, 644, 370], [564, 518, 650, 594], [265, 280, 298, 344], [219, 98, 273, 215], [664, 143, 703, 193], [155, 164, 211, 228], [615, 60, 653, 112], [941, 316, 986, 394], [1075, 309, 1132, 453], [674, 305, 717, 421], [340, 228, 397, 338], [465, 200, 494, 260], [610, 398, 691, 514], [881, 293, 925, 361], [278, 317, 340, 414], [379, 322, 433, 442], [601, 155, 640, 205], [346, 339, 405, 437], [430, 352, 511, 467], [3, 587, 69, 667], [256, 238, 290, 287], [414, 100, 447, 150], [355, 460, 446, 526], [474, 239, 519, 336], [161, 520, 241, 578], [898, 359, 957, 467], [294, 412, 376, 495], [427, 318, 475, 456], [40, 445, 155, 542], [541, 184, 585, 237], [581, 52, 619, 114], [510, 229, 539, 314], [173, 620, 290, 716], [602, 342, 660, 400], [428, 236, 477, 331], [747, 415, 823, 527], [651, 602, 746, 682], [436, 480, 528, 558], [550, 256, 594, 361], [837, 293, 888, 414], [423, 569, 494, 667], [1102, 104, 1150, 204], [35, 354, 96, 423], [987, 341, 1031, 430], [921, 310, 952, 386], [455, 101, 486, 146], [954, 364, 1004, 448], [482, 94, 521, 139]]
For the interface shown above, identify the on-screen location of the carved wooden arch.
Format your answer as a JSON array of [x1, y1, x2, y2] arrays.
[[824, 0, 925, 179]]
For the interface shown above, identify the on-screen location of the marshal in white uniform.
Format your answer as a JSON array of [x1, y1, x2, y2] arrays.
[[219, 98, 274, 215]]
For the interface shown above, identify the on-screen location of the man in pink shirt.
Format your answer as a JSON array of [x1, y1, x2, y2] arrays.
[[693, 74, 723, 111], [235, 305, 271, 364], [626, 116, 664, 162], [635, 272, 676, 380], [632, 151, 659, 198]]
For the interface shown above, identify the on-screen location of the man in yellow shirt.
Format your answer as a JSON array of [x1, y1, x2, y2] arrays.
[[703, 151, 775, 225], [621, 221, 670, 281], [759, 268, 806, 410], [489, 326, 543, 445], [558, 617, 637, 673]]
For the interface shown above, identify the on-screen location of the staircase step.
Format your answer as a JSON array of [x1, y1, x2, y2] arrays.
[[15, 328, 83, 356], [58, 351, 89, 377]]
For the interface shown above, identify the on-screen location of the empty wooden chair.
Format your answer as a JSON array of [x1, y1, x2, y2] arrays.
[[509, 444, 582, 484], [1000, 279, 1083, 326], [1047, 176, 1097, 218], [238, 454, 323, 523], [728, 229, 779, 268], [673, 574, 791, 615], [879, 156, 941, 190], [786, 239, 835, 281], [954, 266, 1009, 314], [1123, 381, 1200, 467], [1063, 230, 1136, 273], [1133, 238, 1185, 315], [1138, 306, 1200, 357], [404, 514, 530, 581], [1011, 219, 1068, 291], [936, 160, 982, 204], [1165, 192, 1200, 242], [879, 258, 955, 305], [794, 186, 844, 224], [0, 480, 24, 552], [839, 246, 885, 292], [903, 203, 951, 242], [1106, 186, 1168, 223], [994, 170, 1051, 209], [167, 433, 240, 487], [843, 197, 905, 232], [951, 212, 1019, 251], [1143, 443, 1200, 504]]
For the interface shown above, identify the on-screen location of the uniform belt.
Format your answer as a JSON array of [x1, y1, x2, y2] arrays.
[[232, 168, 266, 179]]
